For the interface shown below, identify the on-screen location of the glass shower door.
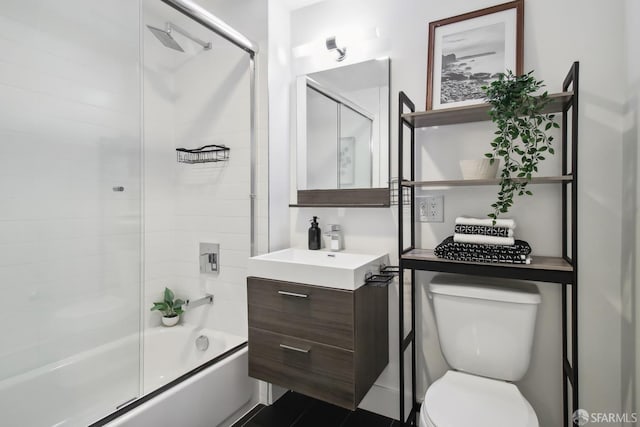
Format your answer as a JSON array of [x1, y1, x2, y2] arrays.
[[141, 0, 253, 393], [0, 1, 142, 425]]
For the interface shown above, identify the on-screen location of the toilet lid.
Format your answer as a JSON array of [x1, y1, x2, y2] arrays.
[[424, 371, 532, 427]]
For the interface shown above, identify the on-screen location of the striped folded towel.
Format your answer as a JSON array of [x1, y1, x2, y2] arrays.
[[440, 253, 532, 265], [453, 233, 515, 246], [434, 236, 532, 265], [455, 216, 516, 230], [454, 224, 514, 237]]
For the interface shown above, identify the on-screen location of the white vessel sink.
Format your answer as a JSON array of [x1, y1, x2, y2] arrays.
[[247, 248, 390, 290]]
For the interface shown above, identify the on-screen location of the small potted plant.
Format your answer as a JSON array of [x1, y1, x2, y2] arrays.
[[482, 70, 560, 220], [151, 287, 185, 327]]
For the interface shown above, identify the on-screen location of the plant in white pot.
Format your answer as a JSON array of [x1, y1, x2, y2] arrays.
[[151, 287, 185, 327], [483, 70, 559, 220]]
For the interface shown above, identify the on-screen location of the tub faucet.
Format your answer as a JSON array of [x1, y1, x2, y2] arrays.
[[324, 224, 343, 251], [185, 294, 214, 310]]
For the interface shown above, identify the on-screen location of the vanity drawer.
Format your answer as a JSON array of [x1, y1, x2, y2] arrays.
[[247, 277, 354, 350], [248, 327, 356, 409]]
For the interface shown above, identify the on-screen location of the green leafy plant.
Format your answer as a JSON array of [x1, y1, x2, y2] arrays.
[[483, 70, 559, 220], [150, 287, 185, 318]]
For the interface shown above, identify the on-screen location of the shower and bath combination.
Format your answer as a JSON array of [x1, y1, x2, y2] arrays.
[[0, 0, 260, 425], [147, 22, 212, 52]]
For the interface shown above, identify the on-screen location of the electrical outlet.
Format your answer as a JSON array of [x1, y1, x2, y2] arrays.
[[417, 195, 444, 222]]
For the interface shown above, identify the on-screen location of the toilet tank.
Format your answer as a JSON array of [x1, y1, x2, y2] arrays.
[[429, 274, 541, 381]]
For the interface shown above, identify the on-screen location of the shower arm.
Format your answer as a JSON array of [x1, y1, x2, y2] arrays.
[[166, 23, 212, 50]]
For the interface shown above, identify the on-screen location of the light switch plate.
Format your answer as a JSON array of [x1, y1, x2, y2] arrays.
[[417, 195, 444, 222]]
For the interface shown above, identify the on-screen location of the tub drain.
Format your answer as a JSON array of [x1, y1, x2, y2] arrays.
[[196, 335, 209, 351]]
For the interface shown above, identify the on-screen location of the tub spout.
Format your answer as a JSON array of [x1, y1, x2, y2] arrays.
[[185, 294, 214, 310]]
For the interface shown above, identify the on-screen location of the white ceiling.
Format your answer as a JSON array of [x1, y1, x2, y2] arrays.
[[309, 59, 389, 93], [280, 0, 325, 11]]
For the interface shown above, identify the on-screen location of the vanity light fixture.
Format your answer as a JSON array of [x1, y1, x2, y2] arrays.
[[292, 26, 380, 61], [325, 36, 346, 61]]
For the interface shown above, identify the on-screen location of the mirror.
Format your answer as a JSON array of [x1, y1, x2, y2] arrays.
[[294, 58, 390, 206]]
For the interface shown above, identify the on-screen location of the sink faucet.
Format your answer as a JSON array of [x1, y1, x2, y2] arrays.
[[324, 224, 343, 251]]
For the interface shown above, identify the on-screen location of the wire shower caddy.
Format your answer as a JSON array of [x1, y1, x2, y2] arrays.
[[176, 144, 230, 164]]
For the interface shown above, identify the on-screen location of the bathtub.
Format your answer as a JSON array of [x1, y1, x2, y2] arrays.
[[141, 325, 248, 395], [0, 325, 252, 427]]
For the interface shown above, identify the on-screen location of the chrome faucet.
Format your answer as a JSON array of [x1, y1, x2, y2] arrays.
[[324, 224, 343, 251]]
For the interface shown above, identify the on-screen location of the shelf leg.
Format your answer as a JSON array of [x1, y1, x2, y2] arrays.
[[562, 283, 569, 427]]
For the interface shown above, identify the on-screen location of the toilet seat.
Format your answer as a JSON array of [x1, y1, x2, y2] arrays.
[[420, 370, 538, 427]]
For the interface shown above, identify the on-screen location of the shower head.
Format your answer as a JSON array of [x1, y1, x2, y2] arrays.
[[147, 25, 185, 52], [146, 23, 212, 52]]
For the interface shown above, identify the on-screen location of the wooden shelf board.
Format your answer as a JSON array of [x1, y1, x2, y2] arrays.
[[403, 175, 573, 187], [401, 248, 574, 284], [402, 92, 573, 128]]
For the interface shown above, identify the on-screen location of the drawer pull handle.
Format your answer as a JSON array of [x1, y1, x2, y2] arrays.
[[277, 290, 309, 298], [279, 344, 311, 354]]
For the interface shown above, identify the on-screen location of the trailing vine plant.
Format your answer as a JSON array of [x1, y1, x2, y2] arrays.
[[482, 70, 559, 221]]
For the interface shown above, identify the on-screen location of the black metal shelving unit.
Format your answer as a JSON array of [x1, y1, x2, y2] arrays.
[[397, 62, 579, 426]]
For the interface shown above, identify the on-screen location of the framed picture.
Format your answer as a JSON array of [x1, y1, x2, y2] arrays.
[[339, 137, 355, 187], [426, 0, 524, 110]]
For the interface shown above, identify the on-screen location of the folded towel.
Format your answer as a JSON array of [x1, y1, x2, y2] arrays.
[[455, 216, 516, 229], [437, 253, 532, 264], [454, 233, 515, 246], [454, 224, 514, 237], [434, 236, 532, 265]]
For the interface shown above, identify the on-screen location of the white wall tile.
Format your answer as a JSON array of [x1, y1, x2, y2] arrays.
[[0, 0, 142, 387], [142, 0, 267, 346], [0, 0, 266, 421]]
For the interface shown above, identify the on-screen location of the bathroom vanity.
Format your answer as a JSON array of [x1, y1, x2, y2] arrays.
[[246, 249, 390, 409]]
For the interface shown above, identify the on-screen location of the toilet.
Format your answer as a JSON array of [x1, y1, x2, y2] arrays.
[[420, 274, 541, 427]]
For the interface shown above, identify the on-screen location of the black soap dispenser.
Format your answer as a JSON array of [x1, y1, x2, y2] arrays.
[[308, 216, 321, 250]]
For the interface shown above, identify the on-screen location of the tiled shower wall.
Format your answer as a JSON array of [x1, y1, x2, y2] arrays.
[[0, 0, 268, 383], [0, 0, 141, 381], [143, 0, 269, 338]]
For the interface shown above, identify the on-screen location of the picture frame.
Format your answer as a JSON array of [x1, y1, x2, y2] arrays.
[[426, 0, 524, 110], [339, 136, 355, 187]]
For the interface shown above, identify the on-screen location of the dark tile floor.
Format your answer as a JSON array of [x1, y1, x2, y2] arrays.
[[232, 391, 401, 427]]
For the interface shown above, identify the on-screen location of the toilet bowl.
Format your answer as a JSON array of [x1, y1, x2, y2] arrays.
[[423, 274, 542, 427], [419, 371, 538, 427]]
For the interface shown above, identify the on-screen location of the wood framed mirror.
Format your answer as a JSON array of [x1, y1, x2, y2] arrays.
[[291, 58, 391, 207]]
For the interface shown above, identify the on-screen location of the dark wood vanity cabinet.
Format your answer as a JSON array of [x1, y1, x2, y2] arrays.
[[247, 277, 389, 410]]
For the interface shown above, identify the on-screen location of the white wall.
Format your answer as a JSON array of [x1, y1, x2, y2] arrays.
[[280, 0, 631, 424], [0, 0, 141, 400], [268, 0, 292, 253]]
